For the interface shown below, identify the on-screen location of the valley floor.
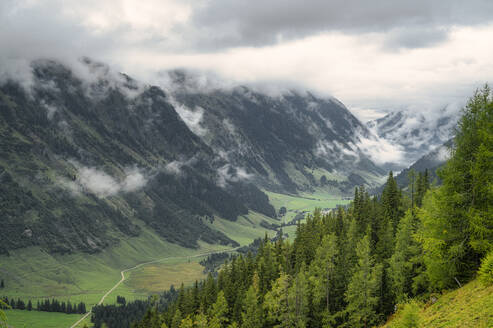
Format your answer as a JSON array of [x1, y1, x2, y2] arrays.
[[0, 192, 349, 327]]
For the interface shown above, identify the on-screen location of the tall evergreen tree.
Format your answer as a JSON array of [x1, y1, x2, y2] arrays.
[[345, 233, 382, 328], [309, 234, 338, 314]]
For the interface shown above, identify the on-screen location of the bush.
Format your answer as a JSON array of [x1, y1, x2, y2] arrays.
[[478, 251, 493, 286], [391, 301, 421, 328]]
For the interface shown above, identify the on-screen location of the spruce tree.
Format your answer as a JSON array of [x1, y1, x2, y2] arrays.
[[390, 210, 424, 302], [171, 309, 182, 328], [309, 234, 338, 314], [209, 291, 229, 328], [241, 286, 262, 328], [345, 233, 382, 328]]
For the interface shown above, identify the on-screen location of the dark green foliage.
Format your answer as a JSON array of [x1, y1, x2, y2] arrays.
[[135, 86, 493, 326], [418, 85, 493, 289], [0, 297, 86, 314], [0, 60, 281, 254]]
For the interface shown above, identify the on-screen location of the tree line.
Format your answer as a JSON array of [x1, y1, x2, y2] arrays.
[[129, 86, 492, 328], [0, 296, 87, 314]]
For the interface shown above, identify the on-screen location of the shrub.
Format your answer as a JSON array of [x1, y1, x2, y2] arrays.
[[391, 301, 421, 328], [478, 251, 493, 286]]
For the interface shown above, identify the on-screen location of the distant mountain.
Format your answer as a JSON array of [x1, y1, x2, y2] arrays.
[[167, 70, 385, 194], [393, 139, 452, 189], [366, 108, 458, 171], [0, 60, 386, 256]]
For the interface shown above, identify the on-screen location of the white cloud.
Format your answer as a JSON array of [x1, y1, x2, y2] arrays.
[[356, 134, 406, 166], [216, 164, 253, 188], [171, 102, 207, 137], [60, 162, 148, 197], [1, 0, 493, 119]]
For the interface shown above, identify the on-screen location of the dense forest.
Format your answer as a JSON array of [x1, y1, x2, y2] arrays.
[[128, 87, 492, 328], [0, 297, 87, 314]]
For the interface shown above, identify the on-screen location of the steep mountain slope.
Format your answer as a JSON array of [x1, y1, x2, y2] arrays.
[[393, 140, 452, 188], [383, 279, 493, 328], [0, 59, 275, 255], [367, 108, 458, 171], [167, 70, 385, 194], [0, 60, 387, 257]]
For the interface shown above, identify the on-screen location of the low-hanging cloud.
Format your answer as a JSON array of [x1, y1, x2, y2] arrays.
[[216, 164, 253, 188], [1, 0, 493, 121], [60, 163, 148, 198]]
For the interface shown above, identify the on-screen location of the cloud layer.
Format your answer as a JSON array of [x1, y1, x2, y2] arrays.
[[1, 0, 493, 117]]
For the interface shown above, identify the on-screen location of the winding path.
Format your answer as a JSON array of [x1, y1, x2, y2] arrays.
[[70, 247, 238, 328]]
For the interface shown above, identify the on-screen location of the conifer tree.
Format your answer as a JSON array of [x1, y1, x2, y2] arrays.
[[241, 285, 263, 328], [289, 268, 309, 328], [194, 312, 208, 328], [264, 273, 294, 328], [209, 291, 229, 328], [179, 315, 194, 328], [346, 233, 382, 328], [171, 309, 182, 328], [390, 210, 424, 302], [309, 234, 338, 314]]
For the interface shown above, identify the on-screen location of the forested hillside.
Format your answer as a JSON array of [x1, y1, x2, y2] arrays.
[[0, 59, 276, 255], [126, 86, 492, 328]]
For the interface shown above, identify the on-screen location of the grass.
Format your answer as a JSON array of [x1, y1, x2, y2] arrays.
[[206, 211, 279, 246], [125, 259, 206, 293], [383, 279, 493, 328], [0, 192, 348, 327], [265, 190, 350, 222], [3, 309, 82, 328], [0, 223, 217, 307]]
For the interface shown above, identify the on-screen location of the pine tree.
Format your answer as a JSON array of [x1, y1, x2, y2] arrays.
[[27, 300, 32, 311], [171, 309, 182, 328], [390, 210, 424, 302], [418, 86, 493, 290], [381, 172, 401, 232], [179, 315, 194, 328], [194, 312, 208, 328], [346, 233, 382, 328], [0, 279, 4, 288], [288, 268, 309, 328], [309, 234, 338, 314], [209, 291, 229, 328], [241, 285, 262, 328], [263, 273, 294, 328]]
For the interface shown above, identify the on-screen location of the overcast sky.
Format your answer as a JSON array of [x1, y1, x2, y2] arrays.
[[2, 0, 493, 121]]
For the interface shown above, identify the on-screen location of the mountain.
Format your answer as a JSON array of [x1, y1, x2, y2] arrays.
[[0, 59, 385, 256], [0, 59, 276, 255], [367, 108, 458, 171], [393, 139, 452, 189], [167, 70, 385, 194]]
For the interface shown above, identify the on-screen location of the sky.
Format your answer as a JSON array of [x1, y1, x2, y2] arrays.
[[1, 0, 493, 121]]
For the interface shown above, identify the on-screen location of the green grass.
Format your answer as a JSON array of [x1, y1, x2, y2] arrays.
[[0, 192, 348, 328], [125, 259, 206, 293], [0, 224, 217, 307], [265, 190, 350, 223], [206, 211, 279, 246], [3, 309, 82, 328], [383, 279, 493, 328]]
